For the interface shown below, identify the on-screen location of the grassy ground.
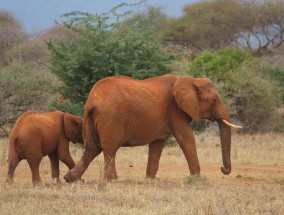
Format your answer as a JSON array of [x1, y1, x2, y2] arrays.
[[0, 127, 283, 214]]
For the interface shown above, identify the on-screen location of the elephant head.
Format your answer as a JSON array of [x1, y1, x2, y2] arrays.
[[63, 114, 83, 144], [172, 76, 241, 175]]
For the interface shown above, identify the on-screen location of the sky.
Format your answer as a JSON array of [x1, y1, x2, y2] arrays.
[[0, 0, 200, 34]]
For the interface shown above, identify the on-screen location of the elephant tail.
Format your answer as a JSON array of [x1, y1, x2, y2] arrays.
[[84, 107, 101, 151], [6, 131, 21, 182]]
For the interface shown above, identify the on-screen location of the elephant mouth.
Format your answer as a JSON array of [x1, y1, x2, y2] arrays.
[[209, 114, 215, 122], [208, 111, 217, 122]]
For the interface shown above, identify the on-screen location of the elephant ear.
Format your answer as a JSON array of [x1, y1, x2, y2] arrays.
[[63, 114, 83, 144], [172, 76, 201, 122]]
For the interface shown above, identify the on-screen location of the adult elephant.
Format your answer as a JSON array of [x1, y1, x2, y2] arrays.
[[64, 74, 241, 182], [6, 111, 83, 184]]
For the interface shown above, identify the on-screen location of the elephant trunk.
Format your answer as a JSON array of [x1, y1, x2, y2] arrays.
[[217, 119, 231, 175]]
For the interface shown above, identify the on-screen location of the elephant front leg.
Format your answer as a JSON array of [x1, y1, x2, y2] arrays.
[[48, 151, 60, 182], [172, 122, 201, 176], [146, 140, 165, 179], [64, 147, 102, 183], [57, 140, 76, 170]]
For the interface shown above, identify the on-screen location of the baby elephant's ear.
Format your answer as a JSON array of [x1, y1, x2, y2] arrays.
[[172, 76, 201, 122], [64, 114, 83, 144]]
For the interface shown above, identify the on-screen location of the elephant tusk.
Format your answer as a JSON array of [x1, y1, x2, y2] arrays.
[[221, 119, 242, 129]]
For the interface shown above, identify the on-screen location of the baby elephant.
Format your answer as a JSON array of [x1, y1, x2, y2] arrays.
[[6, 110, 83, 184]]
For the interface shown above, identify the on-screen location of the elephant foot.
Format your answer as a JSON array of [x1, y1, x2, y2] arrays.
[[52, 177, 60, 183], [190, 172, 201, 177], [32, 181, 44, 186], [106, 174, 118, 182], [64, 172, 79, 183], [146, 175, 156, 180], [106, 177, 118, 182], [5, 178, 14, 184]]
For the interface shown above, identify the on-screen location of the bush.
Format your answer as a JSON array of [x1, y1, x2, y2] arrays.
[[0, 60, 54, 124], [188, 48, 283, 132], [47, 6, 174, 115], [5, 39, 49, 64], [260, 65, 284, 102], [188, 48, 253, 82], [220, 66, 283, 132], [190, 119, 209, 132], [0, 11, 28, 66]]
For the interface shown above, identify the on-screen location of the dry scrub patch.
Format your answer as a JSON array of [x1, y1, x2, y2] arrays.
[[0, 131, 284, 214]]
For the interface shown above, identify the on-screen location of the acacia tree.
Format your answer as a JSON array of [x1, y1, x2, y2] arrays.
[[165, 0, 284, 55], [165, 0, 243, 51], [236, 0, 284, 55], [121, 6, 168, 35], [48, 4, 174, 115]]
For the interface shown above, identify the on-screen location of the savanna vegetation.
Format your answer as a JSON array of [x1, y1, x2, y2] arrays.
[[1, 0, 283, 133]]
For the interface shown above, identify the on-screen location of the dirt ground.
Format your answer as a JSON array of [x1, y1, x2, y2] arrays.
[[0, 131, 284, 214], [0, 145, 283, 187]]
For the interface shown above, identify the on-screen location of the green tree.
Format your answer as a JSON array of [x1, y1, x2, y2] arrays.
[[48, 5, 174, 115]]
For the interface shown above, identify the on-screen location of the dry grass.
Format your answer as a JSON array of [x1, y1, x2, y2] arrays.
[[0, 127, 284, 214]]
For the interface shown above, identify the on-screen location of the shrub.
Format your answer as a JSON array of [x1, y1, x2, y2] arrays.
[[260, 65, 284, 102], [190, 119, 209, 132], [0, 60, 54, 124], [47, 6, 174, 115], [188, 48, 283, 132], [188, 48, 252, 82], [5, 39, 49, 64], [0, 11, 28, 66], [219, 66, 283, 132]]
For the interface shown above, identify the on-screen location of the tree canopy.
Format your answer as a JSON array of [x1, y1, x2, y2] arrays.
[[165, 0, 284, 55]]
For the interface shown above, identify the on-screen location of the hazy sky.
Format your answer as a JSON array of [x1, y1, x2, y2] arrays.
[[0, 0, 200, 33]]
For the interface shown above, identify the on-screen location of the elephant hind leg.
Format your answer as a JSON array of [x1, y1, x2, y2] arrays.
[[6, 154, 21, 183], [48, 151, 60, 182], [103, 150, 118, 181], [64, 146, 102, 183], [26, 155, 42, 185], [146, 140, 165, 179]]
